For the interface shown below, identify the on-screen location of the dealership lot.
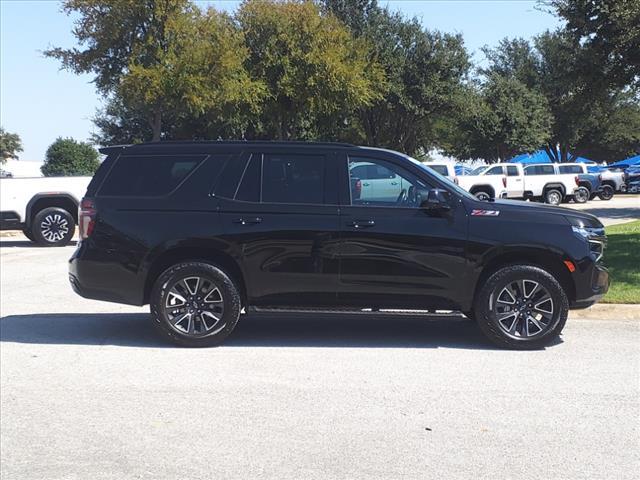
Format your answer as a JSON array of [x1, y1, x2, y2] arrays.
[[1, 198, 639, 480]]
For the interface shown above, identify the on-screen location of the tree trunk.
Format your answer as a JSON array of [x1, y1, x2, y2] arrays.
[[151, 108, 162, 142]]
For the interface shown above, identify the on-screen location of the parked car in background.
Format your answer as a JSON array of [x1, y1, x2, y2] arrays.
[[625, 166, 640, 193], [422, 163, 458, 182], [0, 169, 13, 178], [456, 164, 509, 200], [69, 141, 609, 350], [554, 163, 607, 202], [521, 164, 583, 205], [600, 168, 627, 193], [0, 176, 91, 246]]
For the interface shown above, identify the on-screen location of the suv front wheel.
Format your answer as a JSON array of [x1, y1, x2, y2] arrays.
[[474, 265, 568, 349], [150, 262, 242, 347]]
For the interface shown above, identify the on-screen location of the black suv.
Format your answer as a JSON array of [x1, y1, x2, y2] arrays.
[[69, 141, 609, 349]]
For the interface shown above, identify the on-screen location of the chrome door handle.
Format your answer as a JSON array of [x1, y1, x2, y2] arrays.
[[362, 182, 370, 186], [348, 220, 375, 229], [390, 181, 398, 185], [233, 217, 263, 225]]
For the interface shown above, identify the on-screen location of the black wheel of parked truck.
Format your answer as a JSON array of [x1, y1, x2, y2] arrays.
[[473, 265, 569, 350], [30, 207, 76, 247], [150, 262, 242, 347], [597, 185, 614, 201]]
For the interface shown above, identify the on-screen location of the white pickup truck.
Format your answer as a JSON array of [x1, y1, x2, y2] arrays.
[[456, 164, 511, 201], [0, 176, 91, 246]]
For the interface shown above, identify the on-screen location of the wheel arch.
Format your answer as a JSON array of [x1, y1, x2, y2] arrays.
[[26, 193, 79, 229], [469, 184, 495, 197], [143, 246, 247, 307], [542, 183, 566, 196], [474, 247, 576, 306]]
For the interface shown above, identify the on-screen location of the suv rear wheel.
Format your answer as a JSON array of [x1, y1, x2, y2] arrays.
[[31, 207, 75, 246], [150, 262, 242, 347], [473, 265, 568, 349], [573, 186, 589, 204]]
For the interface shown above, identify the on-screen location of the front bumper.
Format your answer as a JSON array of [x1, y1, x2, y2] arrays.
[[570, 263, 610, 309]]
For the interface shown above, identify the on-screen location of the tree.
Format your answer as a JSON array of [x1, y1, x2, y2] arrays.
[[324, 0, 470, 155], [438, 77, 551, 163], [545, 0, 640, 89], [483, 30, 638, 162], [41, 138, 100, 177], [236, 0, 383, 141], [0, 128, 23, 164], [46, 1, 262, 142]]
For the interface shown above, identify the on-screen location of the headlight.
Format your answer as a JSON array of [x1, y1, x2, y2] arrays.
[[571, 226, 605, 261]]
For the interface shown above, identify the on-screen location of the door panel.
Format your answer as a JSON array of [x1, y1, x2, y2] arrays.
[[338, 154, 470, 310], [217, 150, 340, 307]]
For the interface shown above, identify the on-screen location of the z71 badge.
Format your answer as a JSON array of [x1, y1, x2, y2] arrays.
[[471, 209, 500, 216]]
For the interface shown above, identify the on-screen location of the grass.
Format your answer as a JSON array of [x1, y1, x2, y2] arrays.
[[602, 220, 640, 304]]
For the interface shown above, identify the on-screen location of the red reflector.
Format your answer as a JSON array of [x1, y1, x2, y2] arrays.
[[79, 197, 96, 240], [502, 176, 507, 188], [575, 175, 580, 186], [564, 260, 576, 273]]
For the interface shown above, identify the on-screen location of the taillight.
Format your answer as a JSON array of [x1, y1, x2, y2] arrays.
[[79, 197, 96, 240], [575, 175, 580, 186], [598, 174, 602, 181], [354, 180, 362, 200], [502, 176, 507, 188], [454, 176, 459, 185]]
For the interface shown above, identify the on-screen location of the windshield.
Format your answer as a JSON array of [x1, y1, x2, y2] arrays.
[[403, 154, 478, 201], [470, 166, 488, 175]]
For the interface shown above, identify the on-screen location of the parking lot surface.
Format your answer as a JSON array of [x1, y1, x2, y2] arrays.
[[1, 234, 639, 479], [564, 194, 639, 225]]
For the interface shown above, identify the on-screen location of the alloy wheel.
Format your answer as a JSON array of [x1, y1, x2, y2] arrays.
[[40, 213, 70, 243], [491, 279, 555, 339], [164, 276, 225, 336], [475, 192, 490, 201]]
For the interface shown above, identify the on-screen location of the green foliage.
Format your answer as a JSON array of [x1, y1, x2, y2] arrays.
[[237, 0, 383, 140], [438, 77, 551, 162], [546, 0, 640, 89], [41, 138, 100, 177], [483, 30, 639, 162], [0, 127, 23, 164], [325, 1, 470, 154], [602, 220, 640, 304]]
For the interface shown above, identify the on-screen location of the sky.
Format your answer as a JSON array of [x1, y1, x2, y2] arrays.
[[0, 0, 561, 162]]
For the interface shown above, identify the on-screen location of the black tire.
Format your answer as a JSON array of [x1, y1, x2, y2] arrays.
[[544, 189, 562, 206], [474, 190, 492, 201], [473, 265, 569, 350], [573, 186, 589, 204], [150, 261, 242, 347], [22, 228, 35, 242], [598, 184, 614, 201], [31, 207, 75, 246]]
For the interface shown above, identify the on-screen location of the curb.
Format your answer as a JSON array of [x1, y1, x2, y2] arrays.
[[569, 303, 639, 321]]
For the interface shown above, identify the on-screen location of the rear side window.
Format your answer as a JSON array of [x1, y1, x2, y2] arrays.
[[235, 155, 261, 202], [429, 165, 448, 176], [525, 165, 554, 176], [559, 165, 582, 174], [262, 154, 325, 204], [99, 154, 205, 196], [506, 166, 519, 176]]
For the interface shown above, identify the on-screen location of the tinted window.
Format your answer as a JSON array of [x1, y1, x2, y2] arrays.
[[559, 165, 582, 174], [524, 165, 555, 176], [506, 166, 519, 176], [485, 166, 503, 175], [235, 155, 261, 202], [215, 155, 248, 199], [262, 154, 325, 204], [348, 157, 433, 207], [429, 165, 449, 176], [99, 154, 204, 196]]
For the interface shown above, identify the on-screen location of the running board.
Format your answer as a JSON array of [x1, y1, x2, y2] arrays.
[[248, 306, 464, 317]]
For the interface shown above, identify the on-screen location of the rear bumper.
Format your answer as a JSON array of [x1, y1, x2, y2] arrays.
[[68, 242, 145, 306], [569, 263, 610, 309]]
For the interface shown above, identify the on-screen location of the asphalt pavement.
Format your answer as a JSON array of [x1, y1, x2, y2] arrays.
[[1, 240, 639, 480]]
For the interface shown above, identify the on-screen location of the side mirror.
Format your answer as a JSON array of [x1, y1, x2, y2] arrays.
[[420, 188, 451, 212]]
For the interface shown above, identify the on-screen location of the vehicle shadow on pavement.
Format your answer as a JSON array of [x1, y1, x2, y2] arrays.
[[0, 312, 540, 350], [0, 239, 78, 248], [575, 207, 639, 221]]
